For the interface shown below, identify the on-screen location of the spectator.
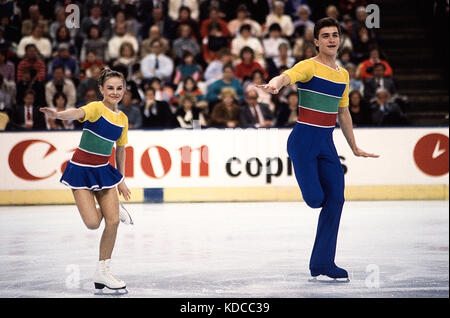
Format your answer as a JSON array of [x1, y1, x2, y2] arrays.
[[0, 25, 13, 54], [119, 90, 142, 128], [80, 4, 112, 40], [209, 87, 240, 128], [337, 47, 353, 68], [234, 46, 267, 83], [49, 8, 78, 41], [262, 23, 290, 60], [173, 51, 202, 86], [107, 22, 139, 62], [169, 0, 199, 22], [370, 88, 408, 126], [200, 6, 230, 39], [140, 87, 177, 128], [113, 42, 138, 72], [228, 4, 262, 37], [242, 0, 270, 25], [16, 67, 46, 108], [17, 44, 46, 82], [204, 47, 233, 86], [0, 73, 13, 114], [80, 51, 105, 80], [292, 5, 315, 38], [244, 69, 275, 112], [353, 26, 377, 63], [345, 63, 364, 95], [363, 63, 397, 102], [172, 24, 201, 61], [140, 25, 171, 58], [173, 76, 208, 109], [293, 26, 315, 61], [9, 89, 47, 130], [357, 47, 393, 80], [51, 25, 78, 59], [267, 42, 295, 79], [175, 94, 207, 128], [301, 43, 317, 61], [265, 1, 294, 38], [111, 0, 138, 21], [45, 66, 76, 109], [76, 64, 102, 105], [48, 92, 74, 130], [1, 13, 20, 46], [275, 91, 299, 127], [80, 25, 109, 63], [17, 25, 52, 59], [0, 50, 15, 82], [112, 10, 139, 37], [202, 21, 230, 64], [325, 5, 340, 21], [147, 77, 173, 104], [173, 5, 201, 42], [48, 44, 79, 80], [352, 6, 376, 43], [348, 90, 371, 126], [140, 6, 175, 41], [206, 64, 243, 108], [21, 5, 50, 37], [231, 24, 265, 67], [140, 39, 174, 82], [240, 89, 274, 128]]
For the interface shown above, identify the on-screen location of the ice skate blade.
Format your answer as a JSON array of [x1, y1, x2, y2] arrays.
[[308, 277, 350, 284], [94, 283, 128, 295]]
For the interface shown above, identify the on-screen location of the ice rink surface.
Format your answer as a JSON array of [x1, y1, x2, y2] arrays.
[[0, 201, 448, 298]]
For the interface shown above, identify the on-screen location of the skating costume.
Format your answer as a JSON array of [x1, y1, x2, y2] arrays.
[[60, 101, 128, 191], [284, 58, 349, 277]]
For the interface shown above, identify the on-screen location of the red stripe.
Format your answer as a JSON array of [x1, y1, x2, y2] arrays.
[[298, 107, 337, 127], [72, 148, 110, 165]]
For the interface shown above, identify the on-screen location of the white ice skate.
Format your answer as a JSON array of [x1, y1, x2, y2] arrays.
[[93, 259, 127, 294], [119, 202, 134, 225]]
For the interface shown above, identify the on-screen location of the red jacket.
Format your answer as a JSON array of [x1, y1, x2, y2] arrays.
[[234, 61, 267, 81]]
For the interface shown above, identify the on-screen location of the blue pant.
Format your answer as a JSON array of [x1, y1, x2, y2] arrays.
[[287, 123, 345, 270]]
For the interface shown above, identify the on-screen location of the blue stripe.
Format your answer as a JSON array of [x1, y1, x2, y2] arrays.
[[144, 188, 164, 203], [83, 116, 123, 141], [297, 76, 346, 97]]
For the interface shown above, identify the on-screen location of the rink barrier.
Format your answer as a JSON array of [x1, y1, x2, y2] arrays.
[[0, 185, 448, 205]]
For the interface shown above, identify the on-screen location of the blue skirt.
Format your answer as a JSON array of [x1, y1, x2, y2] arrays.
[[60, 161, 124, 191]]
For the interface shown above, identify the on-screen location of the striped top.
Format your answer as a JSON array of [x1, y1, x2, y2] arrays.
[[71, 102, 128, 167], [283, 58, 349, 128]]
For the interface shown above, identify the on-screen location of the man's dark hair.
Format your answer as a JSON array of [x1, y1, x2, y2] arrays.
[[313, 17, 342, 39]]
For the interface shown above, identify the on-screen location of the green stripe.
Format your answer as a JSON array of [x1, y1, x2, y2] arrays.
[[79, 129, 114, 155], [299, 89, 340, 113]]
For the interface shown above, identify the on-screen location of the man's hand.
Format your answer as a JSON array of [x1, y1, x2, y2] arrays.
[[353, 146, 379, 158]]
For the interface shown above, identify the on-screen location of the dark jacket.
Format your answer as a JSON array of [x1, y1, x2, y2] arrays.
[[239, 102, 273, 128], [140, 100, 177, 128], [364, 77, 397, 102], [9, 104, 47, 130]]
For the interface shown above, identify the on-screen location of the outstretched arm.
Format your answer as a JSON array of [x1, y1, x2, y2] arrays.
[[39, 107, 85, 121], [338, 106, 379, 158], [256, 73, 291, 95]]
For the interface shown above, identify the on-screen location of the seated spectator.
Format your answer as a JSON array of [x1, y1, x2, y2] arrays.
[[45, 66, 76, 109], [206, 64, 243, 108], [9, 89, 47, 130], [173, 76, 207, 109], [80, 4, 112, 40], [363, 63, 396, 102], [49, 8, 78, 41], [48, 92, 74, 130], [292, 26, 315, 61], [169, 1, 199, 22], [204, 47, 233, 86], [17, 44, 46, 82], [244, 69, 275, 112], [275, 91, 299, 127], [0, 73, 13, 115], [301, 43, 317, 61], [48, 44, 79, 80], [265, 1, 294, 38], [80, 51, 105, 81], [140, 25, 171, 58], [266, 42, 295, 79], [0, 50, 15, 82], [140, 87, 177, 128], [140, 5, 175, 41], [262, 23, 290, 60], [140, 39, 174, 82], [17, 25, 52, 59], [357, 47, 393, 80], [80, 25, 109, 63], [337, 47, 354, 68], [346, 63, 364, 95], [209, 87, 240, 128], [202, 21, 230, 64], [77, 64, 102, 106], [353, 26, 377, 63], [325, 4, 340, 21], [0, 13, 20, 46], [51, 25, 78, 58], [112, 9, 139, 37], [173, 51, 202, 86], [234, 47, 267, 83], [240, 89, 274, 128], [107, 22, 139, 62], [370, 88, 408, 126], [119, 90, 142, 128], [348, 90, 371, 126], [200, 6, 230, 39], [292, 5, 315, 38], [228, 4, 262, 37], [231, 24, 265, 67], [146, 77, 173, 104], [21, 5, 50, 37], [175, 94, 207, 128], [113, 42, 138, 72], [172, 23, 201, 61], [16, 67, 46, 108]]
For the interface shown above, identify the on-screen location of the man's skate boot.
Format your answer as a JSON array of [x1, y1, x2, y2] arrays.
[[119, 202, 134, 225], [310, 265, 349, 282], [93, 259, 127, 293]]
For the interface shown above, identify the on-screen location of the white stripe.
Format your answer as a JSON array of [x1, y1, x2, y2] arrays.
[[299, 88, 341, 99], [100, 115, 124, 128], [299, 105, 338, 114], [297, 120, 336, 128], [69, 160, 110, 168], [61, 176, 124, 191], [77, 147, 111, 157], [83, 128, 116, 143], [311, 74, 347, 85]]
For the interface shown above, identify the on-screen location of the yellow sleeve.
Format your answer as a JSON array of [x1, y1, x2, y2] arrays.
[[78, 102, 103, 122], [283, 59, 314, 85], [116, 113, 128, 146], [338, 69, 350, 108]]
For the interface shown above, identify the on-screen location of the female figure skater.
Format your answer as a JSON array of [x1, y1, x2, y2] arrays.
[[40, 68, 133, 292], [258, 18, 379, 280]]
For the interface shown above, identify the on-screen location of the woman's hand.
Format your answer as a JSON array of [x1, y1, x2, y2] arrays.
[[117, 181, 131, 201], [40, 107, 58, 119]]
